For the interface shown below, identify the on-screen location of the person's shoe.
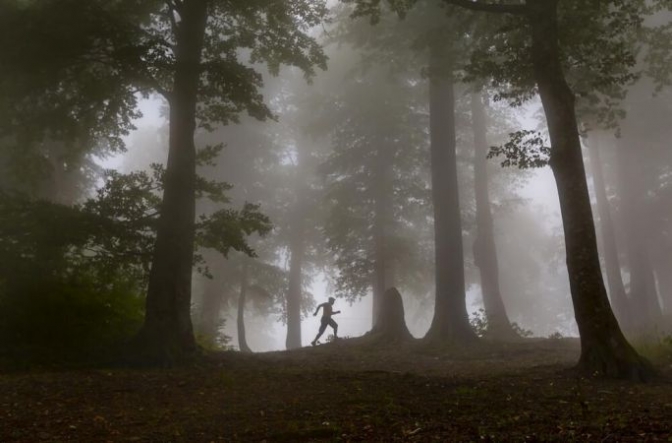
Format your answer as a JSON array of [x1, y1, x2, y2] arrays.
[[311, 340, 317, 346]]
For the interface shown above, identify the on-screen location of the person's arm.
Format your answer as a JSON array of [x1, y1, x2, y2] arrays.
[[313, 304, 322, 316], [333, 310, 341, 315]]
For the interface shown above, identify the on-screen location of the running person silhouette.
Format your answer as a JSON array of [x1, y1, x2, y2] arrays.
[[311, 296, 340, 346]]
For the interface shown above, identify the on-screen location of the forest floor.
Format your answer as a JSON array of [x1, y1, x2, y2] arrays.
[[1, 337, 672, 442]]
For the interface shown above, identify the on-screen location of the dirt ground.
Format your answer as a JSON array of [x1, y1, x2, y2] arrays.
[[1, 338, 672, 442]]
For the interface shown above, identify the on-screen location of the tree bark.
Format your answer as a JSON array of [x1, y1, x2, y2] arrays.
[[424, 47, 477, 343], [372, 144, 392, 329], [615, 136, 663, 333], [527, 0, 651, 380], [133, 0, 207, 363], [285, 146, 308, 350], [470, 92, 517, 340], [584, 134, 630, 331], [198, 273, 224, 341], [369, 287, 413, 343], [237, 261, 252, 353], [652, 253, 672, 318]]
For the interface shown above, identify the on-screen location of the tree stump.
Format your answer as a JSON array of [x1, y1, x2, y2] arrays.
[[369, 287, 413, 343]]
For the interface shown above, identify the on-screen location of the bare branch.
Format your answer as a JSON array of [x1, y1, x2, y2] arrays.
[[165, 1, 180, 36], [164, 0, 182, 13], [443, 0, 526, 14]]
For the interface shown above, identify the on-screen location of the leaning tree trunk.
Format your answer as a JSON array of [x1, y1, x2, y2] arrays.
[[237, 261, 252, 353], [615, 136, 663, 333], [424, 47, 477, 343], [470, 92, 517, 340], [133, 0, 207, 363], [528, 0, 651, 380], [585, 134, 630, 331], [285, 145, 308, 350]]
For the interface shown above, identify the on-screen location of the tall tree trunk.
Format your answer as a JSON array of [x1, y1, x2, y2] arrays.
[[424, 48, 477, 343], [372, 144, 392, 328], [470, 92, 517, 339], [615, 136, 663, 333], [527, 0, 650, 379], [585, 134, 630, 331], [237, 261, 252, 353], [198, 273, 224, 341], [285, 146, 308, 350], [133, 0, 207, 363], [653, 253, 672, 318]]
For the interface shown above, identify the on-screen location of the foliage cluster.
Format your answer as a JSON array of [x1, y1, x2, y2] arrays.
[[470, 309, 533, 339], [0, 152, 269, 362]]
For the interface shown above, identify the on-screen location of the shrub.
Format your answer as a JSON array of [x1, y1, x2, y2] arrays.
[[0, 270, 144, 363]]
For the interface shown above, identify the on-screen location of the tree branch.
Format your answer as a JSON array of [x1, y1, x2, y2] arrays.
[[443, 0, 526, 14], [165, 1, 181, 36]]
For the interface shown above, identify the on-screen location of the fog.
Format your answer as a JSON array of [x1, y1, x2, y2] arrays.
[[3, 0, 670, 362], [114, 87, 574, 351]]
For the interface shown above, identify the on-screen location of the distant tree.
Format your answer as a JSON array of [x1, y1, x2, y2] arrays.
[[0, 0, 327, 362], [425, 41, 478, 342], [318, 61, 432, 328], [194, 78, 322, 351], [336, 0, 482, 341], [583, 133, 630, 330], [348, 0, 663, 378], [470, 92, 518, 339]]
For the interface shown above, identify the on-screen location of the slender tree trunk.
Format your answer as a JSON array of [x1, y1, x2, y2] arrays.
[[470, 92, 517, 340], [425, 48, 477, 343], [133, 0, 207, 363], [198, 274, 224, 341], [585, 134, 630, 330], [527, 0, 651, 379], [653, 253, 672, 318], [237, 261, 252, 353], [372, 144, 392, 328], [285, 147, 308, 350], [615, 136, 663, 333]]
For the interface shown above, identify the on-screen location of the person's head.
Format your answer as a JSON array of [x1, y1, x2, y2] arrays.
[[328, 296, 335, 305]]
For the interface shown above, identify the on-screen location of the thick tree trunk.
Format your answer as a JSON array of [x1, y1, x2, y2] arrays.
[[424, 48, 477, 343], [528, 0, 651, 380], [585, 134, 630, 330], [372, 144, 392, 328], [285, 147, 308, 350], [470, 92, 517, 340], [133, 0, 207, 363], [615, 137, 663, 333], [369, 287, 413, 343], [237, 261, 252, 353]]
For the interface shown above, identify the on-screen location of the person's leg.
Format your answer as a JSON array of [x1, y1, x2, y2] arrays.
[[312, 318, 328, 345], [329, 318, 338, 338]]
